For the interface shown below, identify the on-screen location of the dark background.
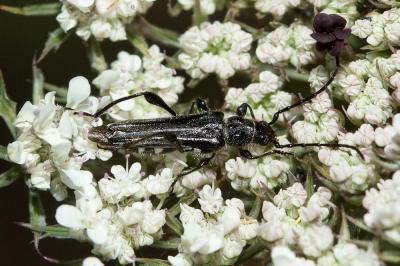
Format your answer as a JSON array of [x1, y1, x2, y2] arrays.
[[0, 1, 202, 264]]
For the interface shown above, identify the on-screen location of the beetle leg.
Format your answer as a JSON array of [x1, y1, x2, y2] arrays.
[[189, 98, 209, 114], [94, 91, 176, 118], [178, 153, 215, 177], [236, 103, 256, 120], [164, 133, 185, 153], [239, 149, 292, 159]]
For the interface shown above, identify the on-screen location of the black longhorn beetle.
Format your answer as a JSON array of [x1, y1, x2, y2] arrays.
[[82, 13, 363, 177]]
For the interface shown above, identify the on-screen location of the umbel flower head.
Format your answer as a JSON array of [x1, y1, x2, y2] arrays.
[[311, 13, 351, 56]]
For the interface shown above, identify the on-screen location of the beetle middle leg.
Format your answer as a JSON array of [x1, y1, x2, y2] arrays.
[[188, 98, 209, 114], [164, 133, 185, 153], [178, 153, 216, 177]]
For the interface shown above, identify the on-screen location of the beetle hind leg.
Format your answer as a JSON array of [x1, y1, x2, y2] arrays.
[[94, 91, 177, 118]]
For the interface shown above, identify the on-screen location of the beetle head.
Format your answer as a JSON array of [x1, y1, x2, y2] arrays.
[[253, 120, 276, 146]]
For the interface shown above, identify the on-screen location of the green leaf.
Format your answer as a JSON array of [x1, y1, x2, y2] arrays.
[[0, 3, 60, 16], [249, 197, 261, 219], [166, 212, 183, 235], [237, 241, 265, 263], [328, 204, 340, 229], [140, 18, 180, 48], [32, 66, 44, 105], [0, 71, 16, 138], [339, 206, 350, 239], [18, 223, 71, 238], [0, 166, 23, 188], [0, 145, 10, 162], [43, 82, 68, 100], [305, 166, 314, 201], [169, 193, 198, 216], [29, 190, 46, 251], [88, 38, 107, 73], [135, 258, 170, 266], [193, 0, 208, 25], [346, 215, 374, 234], [127, 32, 149, 56], [37, 28, 69, 63], [152, 238, 180, 249], [380, 251, 400, 263]]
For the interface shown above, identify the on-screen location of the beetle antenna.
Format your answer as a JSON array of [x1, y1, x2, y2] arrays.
[[268, 56, 340, 125], [274, 141, 364, 160]]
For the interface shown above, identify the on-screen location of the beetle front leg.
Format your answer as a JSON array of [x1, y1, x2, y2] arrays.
[[188, 98, 209, 114], [239, 149, 293, 159], [237, 103, 256, 120]]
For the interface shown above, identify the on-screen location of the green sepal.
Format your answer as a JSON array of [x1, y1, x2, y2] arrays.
[[32, 65, 44, 105], [0, 166, 23, 188], [88, 38, 107, 73], [0, 71, 17, 138], [141, 19, 180, 48], [38, 28, 70, 63], [0, 3, 61, 16]]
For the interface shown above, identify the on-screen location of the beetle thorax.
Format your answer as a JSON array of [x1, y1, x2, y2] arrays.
[[223, 116, 255, 147]]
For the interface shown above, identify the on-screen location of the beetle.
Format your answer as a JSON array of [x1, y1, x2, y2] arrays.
[[85, 56, 362, 177]]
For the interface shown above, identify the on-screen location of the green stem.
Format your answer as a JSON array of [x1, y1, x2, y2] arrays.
[[237, 241, 265, 264], [152, 238, 180, 249], [249, 197, 262, 219]]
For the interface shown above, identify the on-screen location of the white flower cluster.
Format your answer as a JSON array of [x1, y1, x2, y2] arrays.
[[56, 0, 156, 41], [93, 45, 184, 120], [7, 77, 111, 200], [253, 0, 358, 22], [258, 183, 334, 256], [311, 56, 397, 125], [317, 124, 379, 193], [254, 0, 302, 19], [173, 169, 217, 197], [256, 23, 316, 68], [311, 0, 358, 23], [178, 21, 253, 79], [292, 92, 343, 144], [225, 151, 291, 192], [56, 161, 170, 264], [374, 113, 400, 161], [352, 8, 400, 49], [168, 185, 258, 265], [363, 170, 400, 244], [272, 242, 381, 266], [268, 185, 381, 266], [177, 0, 216, 15], [225, 70, 295, 122]]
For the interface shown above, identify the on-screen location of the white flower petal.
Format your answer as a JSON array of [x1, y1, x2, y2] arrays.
[[55, 205, 85, 229], [87, 225, 108, 244], [66, 76, 91, 109]]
